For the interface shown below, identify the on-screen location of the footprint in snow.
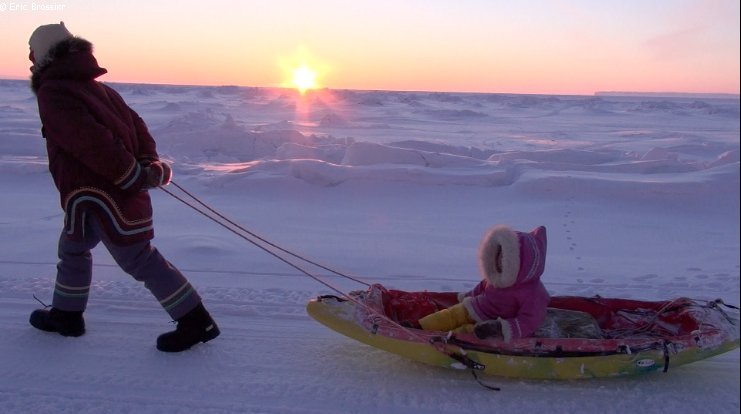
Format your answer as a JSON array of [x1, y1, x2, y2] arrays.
[[686, 267, 703, 272], [634, 273, 659, 281]]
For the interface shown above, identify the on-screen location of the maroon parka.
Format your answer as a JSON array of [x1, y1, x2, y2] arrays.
[[32, 37, 159, 245]]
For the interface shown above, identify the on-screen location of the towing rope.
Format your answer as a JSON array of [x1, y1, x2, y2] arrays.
[[162, 181, 370, 287], [160, 181, 493, 388]]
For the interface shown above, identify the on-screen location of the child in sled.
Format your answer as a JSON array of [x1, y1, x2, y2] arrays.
[[417, 225, 550, 342]]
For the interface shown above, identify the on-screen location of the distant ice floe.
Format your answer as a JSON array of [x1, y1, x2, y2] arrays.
[[0, 80, 737, 192], [145, 104, 737, 190]]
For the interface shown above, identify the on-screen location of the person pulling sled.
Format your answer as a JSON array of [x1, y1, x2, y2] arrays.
[[26, 22, 219, 352]]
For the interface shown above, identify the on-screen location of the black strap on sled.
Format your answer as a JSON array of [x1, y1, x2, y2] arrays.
[[445, 348, 486, 371], [471, 369, 501, 391], [430, 336, 485, 369], [430, 336, 500, 391], [708, 299, 740, 326], [662, 340, 671, 373], [446, 349, 501, 391]]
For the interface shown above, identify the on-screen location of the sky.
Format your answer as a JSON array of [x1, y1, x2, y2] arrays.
[[0, 0, 739, 95]]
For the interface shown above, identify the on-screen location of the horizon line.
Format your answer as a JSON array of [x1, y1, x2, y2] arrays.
[[1, 76, 738, 99]]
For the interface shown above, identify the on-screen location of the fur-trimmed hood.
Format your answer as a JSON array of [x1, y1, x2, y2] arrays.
[[30, 37, 107, 94], [478, 225, 547, 288]]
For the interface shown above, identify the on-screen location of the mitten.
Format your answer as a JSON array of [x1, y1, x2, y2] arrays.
[[143, 160, 172, 189], [474, 318, 503, 339]]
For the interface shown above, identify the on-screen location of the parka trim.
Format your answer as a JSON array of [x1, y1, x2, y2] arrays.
[[478, 225, 520, 288], [65, 188, 153, 239], [116, 160, 143, 190]]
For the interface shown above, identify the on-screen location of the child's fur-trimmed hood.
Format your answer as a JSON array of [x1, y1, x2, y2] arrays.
[[478, 225, 547, 288]]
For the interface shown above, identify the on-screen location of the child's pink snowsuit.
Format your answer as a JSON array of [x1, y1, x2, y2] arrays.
[[460, 225, 550, 341]]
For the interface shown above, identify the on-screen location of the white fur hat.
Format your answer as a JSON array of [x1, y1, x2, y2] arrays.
[[29, 21, 73, 64], [478, 225, 547, 288]]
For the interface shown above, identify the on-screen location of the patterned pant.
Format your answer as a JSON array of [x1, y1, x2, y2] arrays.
[[52, 216, 201, 320]]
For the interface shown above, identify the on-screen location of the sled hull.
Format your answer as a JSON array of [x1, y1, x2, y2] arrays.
[[307, 292, 739, 380]]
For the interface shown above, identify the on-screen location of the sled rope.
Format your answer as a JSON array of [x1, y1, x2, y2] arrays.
[[161, 183, 417, 331], [161, 181, 370, 287], [161, 181, 492, 387]]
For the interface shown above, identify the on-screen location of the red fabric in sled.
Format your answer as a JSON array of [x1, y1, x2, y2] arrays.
[[380, 287, 459, 323], [369, 284, 705, 338], [547, 295, 700, 335]]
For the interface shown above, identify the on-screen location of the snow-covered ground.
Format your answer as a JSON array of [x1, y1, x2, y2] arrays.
[[1, 79, 739, 413]]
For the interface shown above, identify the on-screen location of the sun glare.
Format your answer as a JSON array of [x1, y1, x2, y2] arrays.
[[291, 64, 318, 95], [279, 47, 328, 95]]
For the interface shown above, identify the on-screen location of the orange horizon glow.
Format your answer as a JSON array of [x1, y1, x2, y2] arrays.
[[1, 1, 738, 96]]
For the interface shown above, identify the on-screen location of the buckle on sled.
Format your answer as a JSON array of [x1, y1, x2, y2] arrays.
[[430, 335, 486, 371]]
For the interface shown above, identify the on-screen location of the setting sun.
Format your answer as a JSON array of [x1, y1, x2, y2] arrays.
[[279, 47, 330, 95], [291, 64, 318, 95]]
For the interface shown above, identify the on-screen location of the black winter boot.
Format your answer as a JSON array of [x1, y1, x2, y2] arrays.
[[156, 303, 220, 352], [29, 308, 85, 337]]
